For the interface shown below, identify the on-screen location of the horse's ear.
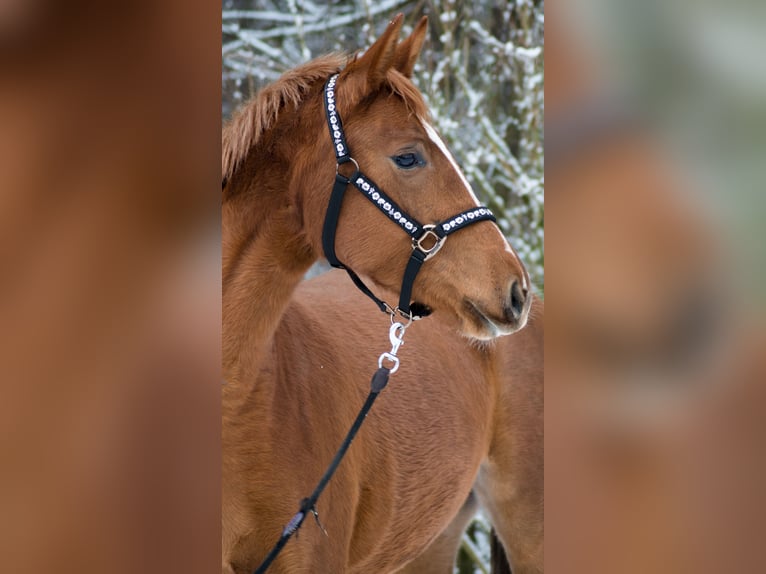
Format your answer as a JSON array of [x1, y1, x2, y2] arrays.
[[348, 13, 404, 91], [393, 16, 428, 77]]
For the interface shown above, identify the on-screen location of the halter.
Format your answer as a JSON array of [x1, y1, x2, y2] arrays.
[[321, 73, 497, 319]]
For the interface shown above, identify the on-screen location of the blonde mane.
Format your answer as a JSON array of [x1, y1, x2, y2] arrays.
[[222, 53, 347, 184]]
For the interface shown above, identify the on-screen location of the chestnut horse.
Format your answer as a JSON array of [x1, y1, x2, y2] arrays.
[[222, 16, 530, 573], [252, 271, 543, 574]]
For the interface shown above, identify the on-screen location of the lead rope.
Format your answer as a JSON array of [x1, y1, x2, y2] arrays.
[[253, 319, 409, 574]]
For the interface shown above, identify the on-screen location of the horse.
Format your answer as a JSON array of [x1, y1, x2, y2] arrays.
[[222, 15, 531, 573], [396, 492, 481, 574], [253, 270, 543, 574]]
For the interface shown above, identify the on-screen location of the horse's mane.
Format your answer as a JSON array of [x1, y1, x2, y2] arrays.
[[222, 53, 347, 184], [222, 52, 430, 186]]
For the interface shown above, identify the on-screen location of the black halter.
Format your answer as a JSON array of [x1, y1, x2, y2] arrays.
[[321, 73, 497, 319]]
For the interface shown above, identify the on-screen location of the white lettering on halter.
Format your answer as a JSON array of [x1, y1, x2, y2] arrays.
[[326, 76, 346, 156], [355, 175, 418, 236], [441, 208, 490, 233]]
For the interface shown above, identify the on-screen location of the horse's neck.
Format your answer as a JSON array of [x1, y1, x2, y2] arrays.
[[222, 166, 317, 383]]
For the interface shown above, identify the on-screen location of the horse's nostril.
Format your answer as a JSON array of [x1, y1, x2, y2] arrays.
[[509, 280, 527, 320]]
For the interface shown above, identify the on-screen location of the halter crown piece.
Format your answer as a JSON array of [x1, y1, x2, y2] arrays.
[[321, 73, 498, 319]]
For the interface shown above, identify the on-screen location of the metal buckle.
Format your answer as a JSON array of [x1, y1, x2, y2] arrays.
[[413, 224, 445, 260], [377, 321, 408, 373]]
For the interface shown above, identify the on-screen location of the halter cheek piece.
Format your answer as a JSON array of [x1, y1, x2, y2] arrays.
[[321, 73, 497, 319]]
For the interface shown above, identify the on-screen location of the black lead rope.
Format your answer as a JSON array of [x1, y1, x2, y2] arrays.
[[252, 73, 499, 573], [254, 367, 391, 574]]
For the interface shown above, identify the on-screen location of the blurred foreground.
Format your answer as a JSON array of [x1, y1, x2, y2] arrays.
[[546, 0, 766, 572], [0, 2, 221, 573]]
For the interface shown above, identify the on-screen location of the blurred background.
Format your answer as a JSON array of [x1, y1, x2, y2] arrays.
[[0, 1, 221, 573], [545, 0, 766, 572]]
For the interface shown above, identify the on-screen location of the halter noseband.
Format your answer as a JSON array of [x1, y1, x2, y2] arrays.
[[321, 73, 497, 319]]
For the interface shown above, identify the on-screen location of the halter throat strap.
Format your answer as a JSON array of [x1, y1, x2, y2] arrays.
[[321, 73, 497, 317]]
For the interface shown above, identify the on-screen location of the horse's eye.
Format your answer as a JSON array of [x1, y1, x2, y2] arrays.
[[392, 152, 424, 169]]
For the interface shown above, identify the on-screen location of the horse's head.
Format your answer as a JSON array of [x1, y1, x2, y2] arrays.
[[301, 16, 530, 339]]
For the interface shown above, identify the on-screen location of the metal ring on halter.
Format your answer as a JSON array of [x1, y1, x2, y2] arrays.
[[378, 352, 400, 373], [413, 224, 446, 260], [335, 157, 360, 179], [389, 306, 415, 327]]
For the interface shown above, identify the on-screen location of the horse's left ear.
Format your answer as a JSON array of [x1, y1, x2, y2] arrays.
[[393, 16, 428, 77]]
